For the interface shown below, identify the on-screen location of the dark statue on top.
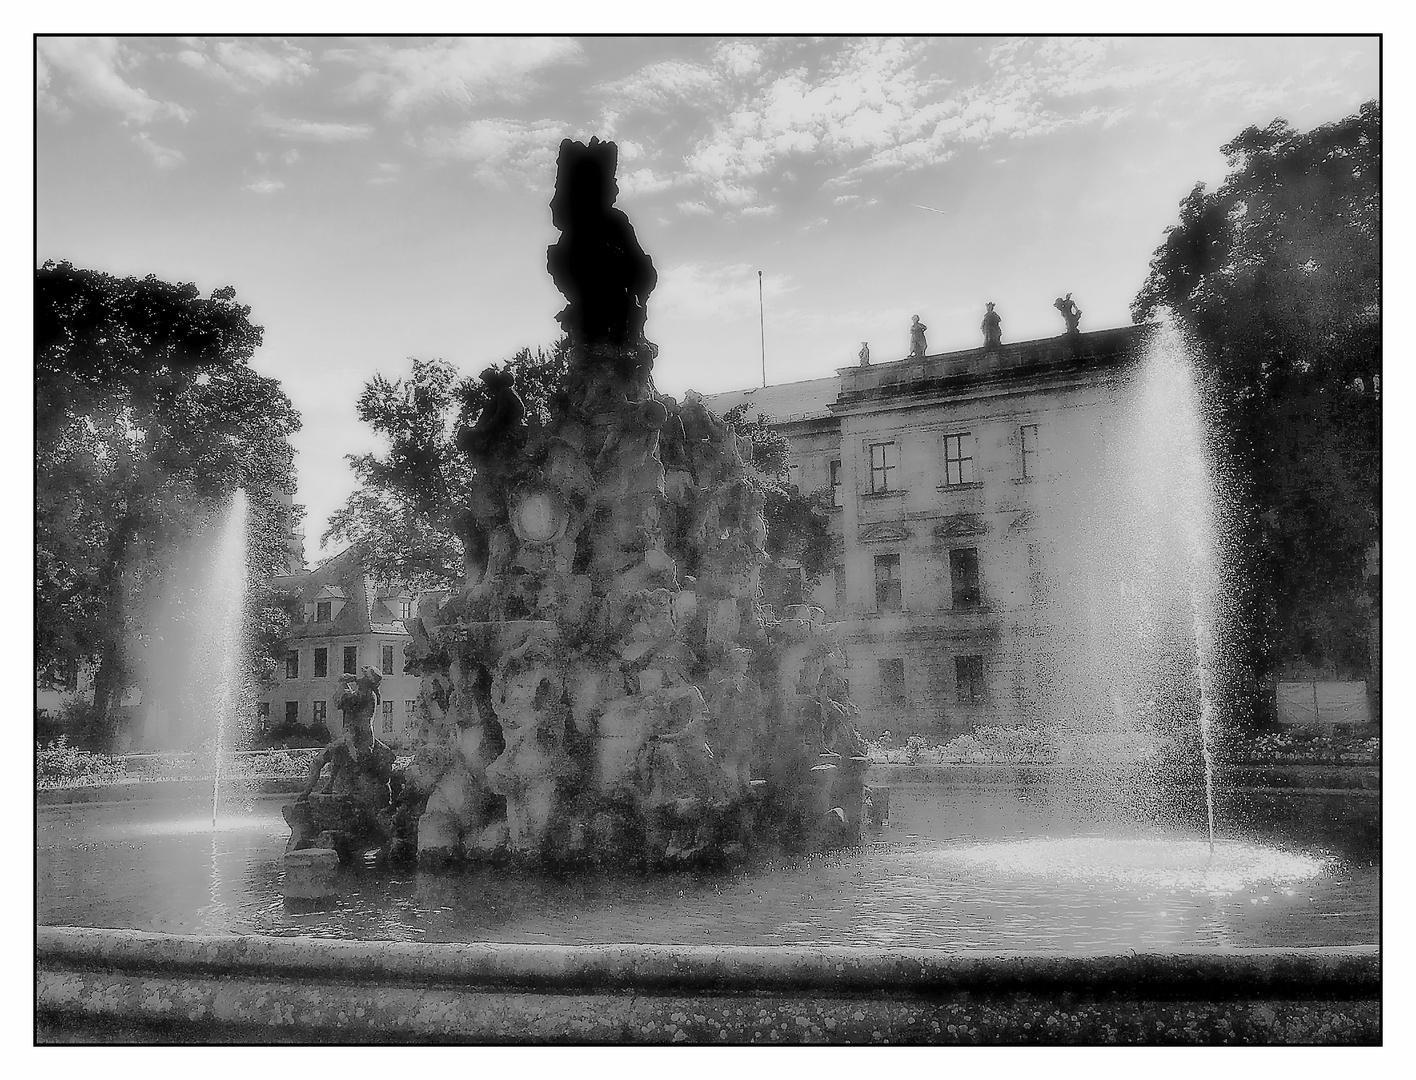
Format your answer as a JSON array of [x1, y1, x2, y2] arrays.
[[981, 302, 1002, 351], [546, 137, 658, 353], [909, 316, 927, 358], [1054, 292, 1082, 336]]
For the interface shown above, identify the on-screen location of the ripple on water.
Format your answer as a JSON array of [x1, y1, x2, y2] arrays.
[[926, 835, 1326, 896]]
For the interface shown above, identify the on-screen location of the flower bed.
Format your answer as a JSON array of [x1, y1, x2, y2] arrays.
[[867, 725, 1381, 768], [36, 739, 320, 789]]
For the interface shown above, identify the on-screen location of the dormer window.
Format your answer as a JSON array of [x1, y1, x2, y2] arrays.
[[399, 599, 412, 621], [316, 600, 332, 622]]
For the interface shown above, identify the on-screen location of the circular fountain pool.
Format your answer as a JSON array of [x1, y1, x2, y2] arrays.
[[37, 782, 1377, 952]]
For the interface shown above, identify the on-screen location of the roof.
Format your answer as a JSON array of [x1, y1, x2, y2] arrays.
[[699, 374, 841, 424], [272, 546, 411, 639]]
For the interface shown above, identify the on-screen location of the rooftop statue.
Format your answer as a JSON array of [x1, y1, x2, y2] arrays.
[[909, 315, 927, 358], [858, 341, 870, 367], [981, 302, 1002, 351], [1054, 293, 1082, 336], [546, 137, 658, 354]]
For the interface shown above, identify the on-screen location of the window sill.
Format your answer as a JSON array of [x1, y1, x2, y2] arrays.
[[828, 503, 844, 512], [1011, 476, 1038, 485], [936, 482, 984, 493], [861, 489, 906, 499]]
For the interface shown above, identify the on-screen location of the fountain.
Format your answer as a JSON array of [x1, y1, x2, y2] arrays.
[[284, 137, 868, 873], [207, 489, 250, 826], [35, 138, 1378, 1045]]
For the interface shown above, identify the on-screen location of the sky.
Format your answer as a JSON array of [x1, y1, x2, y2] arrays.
[[35, 34, 1379, 563]]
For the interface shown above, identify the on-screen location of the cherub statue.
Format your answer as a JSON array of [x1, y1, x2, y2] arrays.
[[1054, 293, 1082, 336], [457, 366, 526, 459]]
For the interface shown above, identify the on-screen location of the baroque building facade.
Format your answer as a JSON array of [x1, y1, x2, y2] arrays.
[[260, 546, 421, 749], [706, 324, 1149, 739]]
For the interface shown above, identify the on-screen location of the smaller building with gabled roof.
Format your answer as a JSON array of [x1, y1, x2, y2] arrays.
[[260, 546, 421, 747]]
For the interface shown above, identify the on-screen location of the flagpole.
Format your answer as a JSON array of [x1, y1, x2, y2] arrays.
[[758, 270, 766, 388]]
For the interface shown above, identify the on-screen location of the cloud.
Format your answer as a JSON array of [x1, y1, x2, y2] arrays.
[[133, 131, 184, 169], [655, 262, 793, 323], [596, 59, 721, 116], [177, 38, 313, 90], [618, 167, 677, 199], [368, 162, 402, 186], [418, 117, 567, 186], [255, 111, 374, 142], [333, 37, 582, 116], [244, 178, 285, 194], [37, 37, 191, 124]]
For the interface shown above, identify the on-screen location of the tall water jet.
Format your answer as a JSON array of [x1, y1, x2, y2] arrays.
[[206, 489, 249, 827], [1121, 322, 1226, 847]]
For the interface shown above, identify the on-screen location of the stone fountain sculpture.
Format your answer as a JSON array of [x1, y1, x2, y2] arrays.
[[382, 136, 868, 869]]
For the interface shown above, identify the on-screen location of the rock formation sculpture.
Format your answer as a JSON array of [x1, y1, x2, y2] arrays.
[[290, 137, 866, 872]]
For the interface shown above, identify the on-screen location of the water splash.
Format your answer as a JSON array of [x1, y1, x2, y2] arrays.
[[929, 836, 1323, 897], [207, 490, 249, 827]]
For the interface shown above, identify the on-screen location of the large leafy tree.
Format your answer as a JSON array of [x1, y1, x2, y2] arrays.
[[1132, 101, 1379, 698], [36, 261, 302, 742], [325, 347, 832, 600], [323, 345, 570, 590]]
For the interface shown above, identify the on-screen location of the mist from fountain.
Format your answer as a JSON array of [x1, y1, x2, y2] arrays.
[[206, 490, 250, 827]]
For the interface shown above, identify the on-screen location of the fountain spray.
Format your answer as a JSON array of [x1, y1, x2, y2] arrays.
[[208, 489, 249, 828], [1131, 323, 1223, 851]]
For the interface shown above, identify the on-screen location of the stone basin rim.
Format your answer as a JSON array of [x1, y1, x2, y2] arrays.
[[37, 926, 1379, 997]]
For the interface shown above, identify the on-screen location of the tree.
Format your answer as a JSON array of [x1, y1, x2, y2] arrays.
[[721, 403, 835, 595], [36, 261, 302, 743], [323, 344, 569, 590], [1132, 102, 1379, 701]]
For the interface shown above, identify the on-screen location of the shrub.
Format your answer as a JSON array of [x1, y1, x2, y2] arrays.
[[35, 736, 125, 788]]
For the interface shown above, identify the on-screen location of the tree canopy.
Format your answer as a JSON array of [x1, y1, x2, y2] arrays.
[[1132, 101, 1379, 688], [36, 261, 302, 741], [323, 345, 570, 590]]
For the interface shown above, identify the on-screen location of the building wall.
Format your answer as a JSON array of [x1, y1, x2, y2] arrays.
[[259, 633, 420, 749], [754, 328, 1142, 739]]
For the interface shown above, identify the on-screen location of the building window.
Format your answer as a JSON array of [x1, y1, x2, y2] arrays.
[[285, 701, 299, 726], [285, 650, 299, 679], [382, 701, 394, 735], [313, 647, 328, 678], [1020, 424, 1039, 479], [382, 645, 395, 676], [869, 442, 897, 493], [834, 563, 847, 609], [944, 433, 974, 486], [399, 599, 412, 621], [956, 656, 986, 705], [312, 700, 327, 727], [879, 658, 906, 705], [874, 553, 902, 611], [950, 548, 981, 608], [829, 460, 842, 506], [787, 463, 802, 490], [405, 700, 418, 726], [343, 646, 358, 675], [1028, 543, 1044, 604], [257, 701, 270, 723], [316, 600, 332, 622]]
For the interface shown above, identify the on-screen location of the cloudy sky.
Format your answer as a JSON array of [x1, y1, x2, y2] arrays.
[[35, 35, 1378, 561]]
